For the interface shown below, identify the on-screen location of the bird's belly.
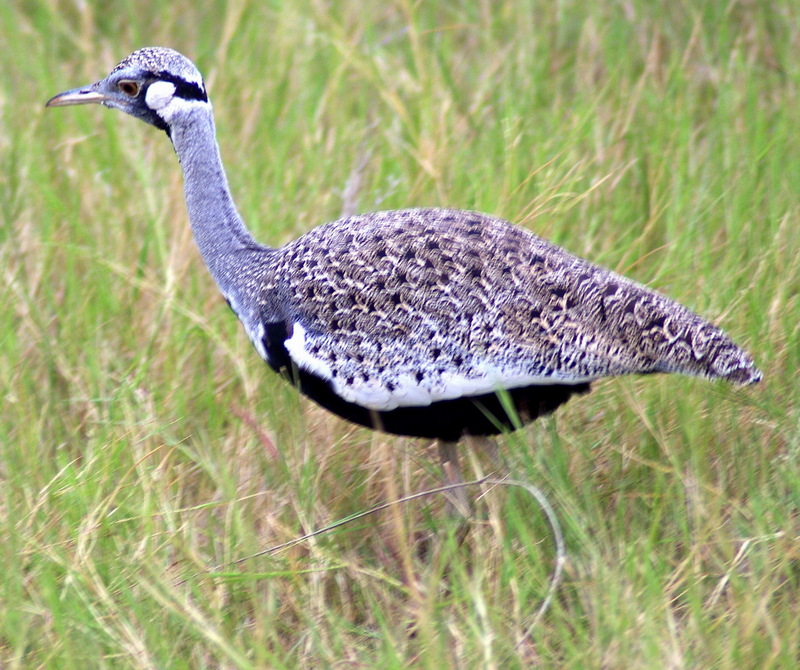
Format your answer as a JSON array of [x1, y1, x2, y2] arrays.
[[282, 363, 591, 441]]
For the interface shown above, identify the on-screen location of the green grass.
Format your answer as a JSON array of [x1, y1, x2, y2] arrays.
[[2, 0, 798, 667]]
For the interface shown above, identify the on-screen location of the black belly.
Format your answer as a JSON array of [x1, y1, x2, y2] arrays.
[[292, 368, 591, 441], [259, 320, 590, 441]]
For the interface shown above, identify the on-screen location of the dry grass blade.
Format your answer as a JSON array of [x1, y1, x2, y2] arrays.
[[201, 475, 566, 641]]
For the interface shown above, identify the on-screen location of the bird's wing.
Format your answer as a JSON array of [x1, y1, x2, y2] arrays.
[[270, 209, 758, 411]]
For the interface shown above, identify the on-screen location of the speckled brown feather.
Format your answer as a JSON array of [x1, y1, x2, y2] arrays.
[[236, 208, 761, 413]]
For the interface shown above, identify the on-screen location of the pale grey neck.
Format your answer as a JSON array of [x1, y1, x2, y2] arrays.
[[168, 102, 264, 281]]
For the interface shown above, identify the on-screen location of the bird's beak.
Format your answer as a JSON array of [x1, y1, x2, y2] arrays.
[[46, 86, 108, 108]]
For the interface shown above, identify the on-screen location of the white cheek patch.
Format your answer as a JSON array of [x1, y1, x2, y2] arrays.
[[145, 80, 176, 110]]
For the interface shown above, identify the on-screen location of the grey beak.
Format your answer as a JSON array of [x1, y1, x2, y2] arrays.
[[46, 86, 108, 108]]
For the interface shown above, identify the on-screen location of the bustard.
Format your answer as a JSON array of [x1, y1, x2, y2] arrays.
[[47, 48, 761, 512]]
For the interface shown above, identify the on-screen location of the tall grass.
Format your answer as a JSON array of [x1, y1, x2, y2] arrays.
[[1, 0, 797, 667]]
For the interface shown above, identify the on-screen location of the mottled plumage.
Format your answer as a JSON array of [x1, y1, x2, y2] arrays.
[[47, 48, 761, 447]]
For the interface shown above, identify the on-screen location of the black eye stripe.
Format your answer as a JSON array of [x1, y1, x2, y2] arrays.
[[151, 71, 208, 103]]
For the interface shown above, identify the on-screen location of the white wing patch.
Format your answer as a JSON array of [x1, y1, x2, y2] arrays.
[[284, 322, 334, 381], [283, 321, 594, 412], [353, 367, 594, 412]]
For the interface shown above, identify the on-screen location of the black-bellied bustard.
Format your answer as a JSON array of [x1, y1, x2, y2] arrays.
[[47, 48, 761, 514]]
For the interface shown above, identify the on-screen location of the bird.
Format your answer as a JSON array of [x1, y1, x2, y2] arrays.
[[47, 48, 761, 512]]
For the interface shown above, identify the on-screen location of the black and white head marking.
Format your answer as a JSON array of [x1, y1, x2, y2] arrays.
[[121, 48, 208, 132], [110, 47, 207, 99]]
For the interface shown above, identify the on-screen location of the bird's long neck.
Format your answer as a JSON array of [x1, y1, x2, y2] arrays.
[[167, 103, 264, 285]]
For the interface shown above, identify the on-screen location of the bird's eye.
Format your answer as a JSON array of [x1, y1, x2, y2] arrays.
[[118, 80, 140, 97]]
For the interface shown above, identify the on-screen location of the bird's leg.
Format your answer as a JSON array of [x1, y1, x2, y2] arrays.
[[437, 440, 472, 518], [467, 434, 499, 465]]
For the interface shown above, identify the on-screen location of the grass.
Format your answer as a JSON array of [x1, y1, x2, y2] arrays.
[[1, 0, 798, 667]]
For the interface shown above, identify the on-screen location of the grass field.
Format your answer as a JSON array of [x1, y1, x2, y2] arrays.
[[1, 1, 798, 667]]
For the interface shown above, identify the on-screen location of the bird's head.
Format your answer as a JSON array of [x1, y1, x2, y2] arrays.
[[46, 47, 207, 134]]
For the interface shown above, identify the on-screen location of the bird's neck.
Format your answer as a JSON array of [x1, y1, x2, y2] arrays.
[[168, 103, 264, 286]]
